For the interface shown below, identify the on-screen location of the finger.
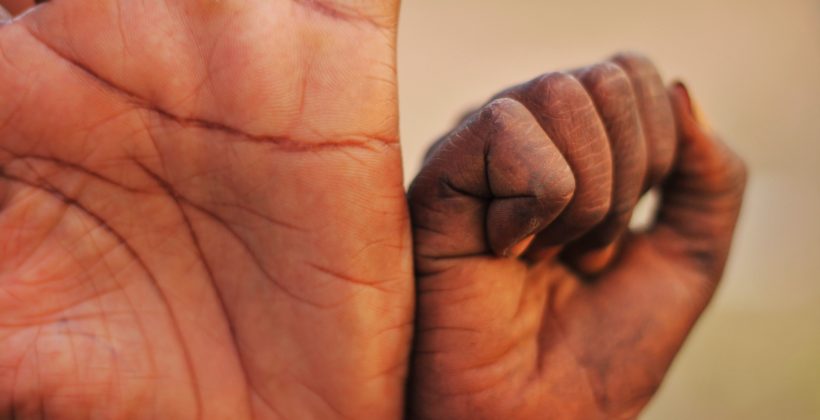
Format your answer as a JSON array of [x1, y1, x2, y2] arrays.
[[0, 0, 38, 16], [408, 98, 575, 273], [561, 62, 648, 274], [650, 82, 747, 280], [612, 52, 677, 189], [0, 0, 36, 16], [409, 101, 575, 415], [421, 107, 479, 165], [556, 85, 747, 401], [500, 72, 613, 258]]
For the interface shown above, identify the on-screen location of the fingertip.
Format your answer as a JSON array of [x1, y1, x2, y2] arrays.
[[669, 81, 716, 137], [611, 51, 655, 69], [668, 81, 702, 141], [506, 234, 536, 259], [566, 242, 619, 277], [667, 80, 687, 116], [669, 81, 691, 109]]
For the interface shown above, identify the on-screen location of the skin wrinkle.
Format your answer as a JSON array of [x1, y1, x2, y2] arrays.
[[293, 379, 349, 420], [251, 391, 286, 420], [20, 23, 395, 153], [296, 46, 317, 117], [365, 325, 413, 383], [409, 55, 747, 419], [6, 326, 34, 419], [205, 199, 305, 232], [481, 113, 494, 201], [176, 0, 218, 119], [292, 0, 384, 29], [305, 262, 395, 294], [501, 74, 611, 253], [133, 160, 255, 419], [0, 35, 25, 75], [412, 222, 446, 236], [0, 149, 145, 195], [611, 55, 676, 190], [441, 178, 487, 200], [4, 147, 304, 235], [134, 157, 389, 415], [131, 161, 321, 308], [1, 164, 100, 283], [0, 284, 128, 331], [0, 304, 129, 329], [0, 85, 29, 136], [4, 0, 409, 417], [541, 302, 608, 415], [59, 320, 93, 410], [412, 99, 575, 261], [33, 326, 44, 419], [0, 172, 204, 419], [0, 284, 24, 305], [364, 356, 407, 385], [114, 1, 128, 60]]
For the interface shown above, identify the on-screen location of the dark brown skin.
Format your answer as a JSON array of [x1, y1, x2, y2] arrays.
[[408, 54, 747, 419]]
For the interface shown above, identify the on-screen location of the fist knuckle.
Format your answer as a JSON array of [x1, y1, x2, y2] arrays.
[[612, 51, 659, 74], [578, 61, 632, 96], [528, 72, 587, 109], [480, 98, 529, 130], [535, 171, 576, 210]]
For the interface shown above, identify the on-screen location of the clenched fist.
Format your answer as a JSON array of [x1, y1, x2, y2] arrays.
[[408, 53, 746, 419]]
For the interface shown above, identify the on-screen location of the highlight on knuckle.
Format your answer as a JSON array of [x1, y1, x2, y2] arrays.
[[579, 61, 632, 96]]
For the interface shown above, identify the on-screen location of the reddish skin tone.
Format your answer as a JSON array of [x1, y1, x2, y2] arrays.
[[0, 1, 412, 418], [408, 56, 747, 419], [0, 0, 32, 16], [0, 2, 744, 419]]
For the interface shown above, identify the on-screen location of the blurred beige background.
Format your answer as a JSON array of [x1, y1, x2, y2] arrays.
[[398, 1, 820, 418]]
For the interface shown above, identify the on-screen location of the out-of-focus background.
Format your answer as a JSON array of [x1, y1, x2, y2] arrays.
[[398, 1, 820, 418]]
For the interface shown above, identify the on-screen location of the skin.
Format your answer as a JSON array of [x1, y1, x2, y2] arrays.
[[0, 1, 412, 418], [408, 55, 747, 419], [0, 1, 744, 418]]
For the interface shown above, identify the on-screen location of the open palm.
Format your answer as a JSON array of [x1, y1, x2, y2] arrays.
[[408, 55, 746, 419], [0, 1, 412, 418]]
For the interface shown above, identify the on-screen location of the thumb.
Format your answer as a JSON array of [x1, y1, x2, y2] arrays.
[[650, 82, 747, 281]]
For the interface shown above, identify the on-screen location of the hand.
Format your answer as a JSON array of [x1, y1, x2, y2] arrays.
[[0, 1, 412, 418], [408, 53, 747, 419]]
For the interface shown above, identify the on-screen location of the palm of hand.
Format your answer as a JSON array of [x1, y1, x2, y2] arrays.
[[408, 56, 746, 419], [0, 1, 412, 418]]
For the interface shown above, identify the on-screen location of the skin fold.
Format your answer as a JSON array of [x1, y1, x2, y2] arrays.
[[408, 54, 747, 419], [0, 1, 412, 418]]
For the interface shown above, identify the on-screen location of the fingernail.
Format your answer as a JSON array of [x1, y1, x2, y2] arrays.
[[672, 81, 694, 114], [673, 81, 713, 133], [507, 234, 536, 258]]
